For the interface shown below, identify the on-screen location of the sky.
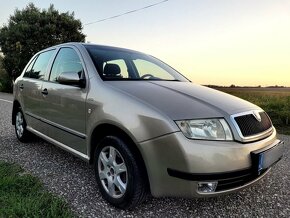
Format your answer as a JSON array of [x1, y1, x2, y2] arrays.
[[0, 0, 290, 87]]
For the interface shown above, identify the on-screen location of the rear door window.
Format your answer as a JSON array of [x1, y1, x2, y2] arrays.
[[29, 50, 55, 80]]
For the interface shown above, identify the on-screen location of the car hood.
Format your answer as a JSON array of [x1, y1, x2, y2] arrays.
[[106, 81, 260, 120]]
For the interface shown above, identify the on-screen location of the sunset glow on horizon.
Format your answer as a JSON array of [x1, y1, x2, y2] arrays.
[[1, 0, 290, 86], [153, 6, 290, 87]]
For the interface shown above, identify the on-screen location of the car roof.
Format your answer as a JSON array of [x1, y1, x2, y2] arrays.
[[42, 42, 144, 55]]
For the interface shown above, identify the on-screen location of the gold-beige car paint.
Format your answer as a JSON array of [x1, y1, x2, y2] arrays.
[[13, 43, 284, 203]]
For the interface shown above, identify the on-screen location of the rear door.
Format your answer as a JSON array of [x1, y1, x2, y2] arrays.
[[19, 49, 56, 131], [40, 47, 88, 155]]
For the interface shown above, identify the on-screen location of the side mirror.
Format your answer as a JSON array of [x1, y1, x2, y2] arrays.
[[57, 71, 85, 88]]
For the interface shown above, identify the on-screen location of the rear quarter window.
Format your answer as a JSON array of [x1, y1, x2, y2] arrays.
[[23, 56, 37, 78]]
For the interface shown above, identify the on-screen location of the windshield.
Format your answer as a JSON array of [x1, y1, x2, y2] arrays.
[[85, 45, 189, 81]]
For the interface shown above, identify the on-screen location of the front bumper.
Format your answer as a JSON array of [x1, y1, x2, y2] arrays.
[[138, 129, 284, 198]]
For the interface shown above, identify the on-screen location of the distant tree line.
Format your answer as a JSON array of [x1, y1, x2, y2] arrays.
[[205, 84, 287, 89]]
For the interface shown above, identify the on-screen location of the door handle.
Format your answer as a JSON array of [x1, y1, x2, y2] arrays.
[[41, 88, 48, 95], [19, 84, 24, 90]]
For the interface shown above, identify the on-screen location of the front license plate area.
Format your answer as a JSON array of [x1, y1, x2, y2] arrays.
[[251, 141, 284, 175]]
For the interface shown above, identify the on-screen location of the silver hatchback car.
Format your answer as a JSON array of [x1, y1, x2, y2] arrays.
[[13, 43, 284, 209]]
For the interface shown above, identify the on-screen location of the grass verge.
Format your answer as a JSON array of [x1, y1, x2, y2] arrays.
[[0, 161, 73, 217]]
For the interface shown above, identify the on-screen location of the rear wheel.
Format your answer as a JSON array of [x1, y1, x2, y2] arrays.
[[15, 108, 31, 142], [94, 136, 147, 209]]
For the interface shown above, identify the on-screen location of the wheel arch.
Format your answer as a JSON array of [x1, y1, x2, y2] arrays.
[[89, 123, 150, 188]]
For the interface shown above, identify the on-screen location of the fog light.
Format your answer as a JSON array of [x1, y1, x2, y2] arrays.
[[197, 181, 218, 193]]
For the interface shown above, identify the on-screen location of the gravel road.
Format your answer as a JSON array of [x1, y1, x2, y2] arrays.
[[0, 93, 289, 217]]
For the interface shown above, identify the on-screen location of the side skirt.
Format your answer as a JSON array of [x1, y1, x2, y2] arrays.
[[27, 126, 90, 162]]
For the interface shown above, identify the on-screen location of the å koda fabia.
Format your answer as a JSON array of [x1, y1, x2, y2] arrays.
[[12, 43, 285, 209]]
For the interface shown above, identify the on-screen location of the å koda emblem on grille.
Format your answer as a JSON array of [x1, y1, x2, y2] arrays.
[[253, 111, 262, 122]]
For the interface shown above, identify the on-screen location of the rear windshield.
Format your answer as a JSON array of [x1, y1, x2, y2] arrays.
[[85, 45, 188, 82]]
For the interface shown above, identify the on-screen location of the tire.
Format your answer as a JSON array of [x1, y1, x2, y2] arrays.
[[94, 136, 147, 209], [14, 108, 31, 142]]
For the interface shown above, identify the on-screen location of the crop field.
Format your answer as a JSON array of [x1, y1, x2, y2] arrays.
[[216, 87, 290, 135]]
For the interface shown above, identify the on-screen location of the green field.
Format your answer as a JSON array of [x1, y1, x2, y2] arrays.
[[0, 161, 73, 217], [217, 87, 290, 135]]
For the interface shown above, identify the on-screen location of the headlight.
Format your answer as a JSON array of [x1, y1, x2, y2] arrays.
[[176, 119, 233, 140]]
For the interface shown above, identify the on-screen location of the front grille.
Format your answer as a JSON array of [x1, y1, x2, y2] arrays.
[[234, 112, 272, 137], [215, 169, 266, 191]]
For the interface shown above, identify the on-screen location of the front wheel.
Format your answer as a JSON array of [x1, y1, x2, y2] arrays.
[[94, 136, 147, 209]]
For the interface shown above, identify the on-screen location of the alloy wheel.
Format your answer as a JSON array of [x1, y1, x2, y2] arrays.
[[98, 146, 128, 198], [15, 111, 24, 138]]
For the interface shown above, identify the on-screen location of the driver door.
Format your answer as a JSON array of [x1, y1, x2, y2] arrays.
[[40, 47, 87, 155]]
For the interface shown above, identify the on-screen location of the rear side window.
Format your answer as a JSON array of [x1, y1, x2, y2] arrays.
[[49, 48, 83, 83], [27, 50, 55, 80]]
